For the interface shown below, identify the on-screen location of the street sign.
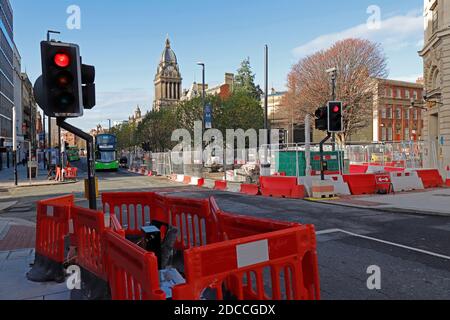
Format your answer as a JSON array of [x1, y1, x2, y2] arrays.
[[204, 104, 212, 129], [375, 174, 391, 184]]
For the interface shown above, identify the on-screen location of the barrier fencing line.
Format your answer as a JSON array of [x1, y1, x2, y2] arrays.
[[29, 192, 321, 301]]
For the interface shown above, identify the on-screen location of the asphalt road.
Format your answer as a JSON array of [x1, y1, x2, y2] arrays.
[[1, 160, 449, 300]]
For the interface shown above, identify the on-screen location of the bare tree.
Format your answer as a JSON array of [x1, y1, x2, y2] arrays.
[[283, 38, 388, 142]]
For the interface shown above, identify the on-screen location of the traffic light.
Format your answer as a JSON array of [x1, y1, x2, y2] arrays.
[[34, 41, 83, 118], [315, 106, 328, 131], [34, 41, 96, 118], [328, 101, 343, 133]]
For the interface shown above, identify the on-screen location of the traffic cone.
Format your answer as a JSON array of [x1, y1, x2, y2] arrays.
[[446, 166, 450, 187]]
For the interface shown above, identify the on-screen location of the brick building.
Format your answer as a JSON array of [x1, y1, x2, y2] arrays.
[[347, 78, 425, 142]]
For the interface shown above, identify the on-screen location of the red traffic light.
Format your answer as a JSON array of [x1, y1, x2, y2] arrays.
[[333, 106, 340, 113], [54, 53, 70, 68]]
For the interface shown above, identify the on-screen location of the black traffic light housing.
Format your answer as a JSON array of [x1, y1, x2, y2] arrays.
[[34, 41, 96, 118], [315, 106, 328, 131], [327, 101, 343, 133]]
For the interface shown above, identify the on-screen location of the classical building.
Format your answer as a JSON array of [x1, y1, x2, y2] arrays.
[[181, 73, 234, 101], [128, 105, 143, 125], [347, 78, 425, 143], [419, 0, 450, 169], [153, 38, 182, 111]]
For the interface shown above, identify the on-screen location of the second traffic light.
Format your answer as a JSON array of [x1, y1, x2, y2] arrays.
[[315, 106, 328, 131], [327, 101, 343, 133]]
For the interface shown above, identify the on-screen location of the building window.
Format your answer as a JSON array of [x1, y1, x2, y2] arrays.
[[396, 88, 402, 98], [413, 90, 418, 100], [386, 106, 392, 119], [387, 127, 393, 141], [381, 108, 387, 119], [396, 108, 402, 119], [405, 90, 410, 99], [404, 110, 410, 120], [381, 127, 387, 141]]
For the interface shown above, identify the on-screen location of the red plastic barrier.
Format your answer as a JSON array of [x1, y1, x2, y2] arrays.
[[343, 174, 377, 195], [214, 180, 227, 191], [416, 169, 444, 188], [35, 195, 74, 263], [164, 196, 220, 250], [240, 184, 260, 196], [102, 192, 155, 237], [65, 167, 78, 179], [172, 199, 320, 300], [374, 173, 392, 194], [349, 165, 368, 174], [72, 206, 108, 280], [259, 176, 305, 199], [103, 230, 166, 300]]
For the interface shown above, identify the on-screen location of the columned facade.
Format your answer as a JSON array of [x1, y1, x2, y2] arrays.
[[153, 38, 182, 111], [420, 0, 450, 170]]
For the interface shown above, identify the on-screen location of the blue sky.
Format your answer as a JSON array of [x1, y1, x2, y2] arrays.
[[11, 0, 424, 130]]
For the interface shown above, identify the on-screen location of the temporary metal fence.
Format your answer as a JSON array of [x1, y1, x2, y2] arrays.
[[122, 141, 433, 181]]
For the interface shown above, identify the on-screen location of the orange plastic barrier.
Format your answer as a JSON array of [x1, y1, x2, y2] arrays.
[[259, 176, 305, 199], [27, 195, 74, 283], [65, 167, 78, 180], [35, 195, 74, 262], [240, 184, 260, 196], [103, 229, 166, 300], [72, 206, 108, 280], [416, 169, 444, 188], [32, 191, 320, 300], [102, 192, 156, 237], [349, 164, 368, 174], [164, 196, 221, 250], [214, 180, 227, 191], [172, 199, 320, 300], [343, 174, 376, 195]]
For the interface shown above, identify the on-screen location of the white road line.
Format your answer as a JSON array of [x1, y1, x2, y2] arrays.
[[316, 229, 450, 261]]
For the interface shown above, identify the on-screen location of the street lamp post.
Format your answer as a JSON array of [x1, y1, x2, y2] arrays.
[[197, 62, 206, 129]]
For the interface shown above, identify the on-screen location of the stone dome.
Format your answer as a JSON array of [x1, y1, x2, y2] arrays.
[[161, 38, 177, 65]]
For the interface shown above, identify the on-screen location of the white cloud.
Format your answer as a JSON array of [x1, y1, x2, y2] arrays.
[[293, 10, 423, 58], [67, 88, 152, 131]]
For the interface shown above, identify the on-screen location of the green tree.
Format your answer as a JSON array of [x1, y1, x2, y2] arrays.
[[175, 95, 224, 134], [220, 90, 264, 131], [234, 58, 263, 100], [110, 122, 136, 151], [136, 107, 178, 152]]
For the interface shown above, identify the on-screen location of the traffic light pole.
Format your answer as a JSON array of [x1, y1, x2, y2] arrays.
[[57, 118, 97, 210], [320, 132, 332, 181]]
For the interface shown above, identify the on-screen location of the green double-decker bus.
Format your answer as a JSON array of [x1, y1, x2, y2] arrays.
[[67, 146, 80, 162], [95, 134, 119, 171]]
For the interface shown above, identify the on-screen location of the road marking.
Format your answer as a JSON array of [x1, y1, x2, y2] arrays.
[[316, 228, 450, 261]]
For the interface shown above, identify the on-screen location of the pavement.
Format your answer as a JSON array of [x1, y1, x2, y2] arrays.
[[317, 188, 450, 217], [0, 165, 449, 300], [0, 164, 77, 189]]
